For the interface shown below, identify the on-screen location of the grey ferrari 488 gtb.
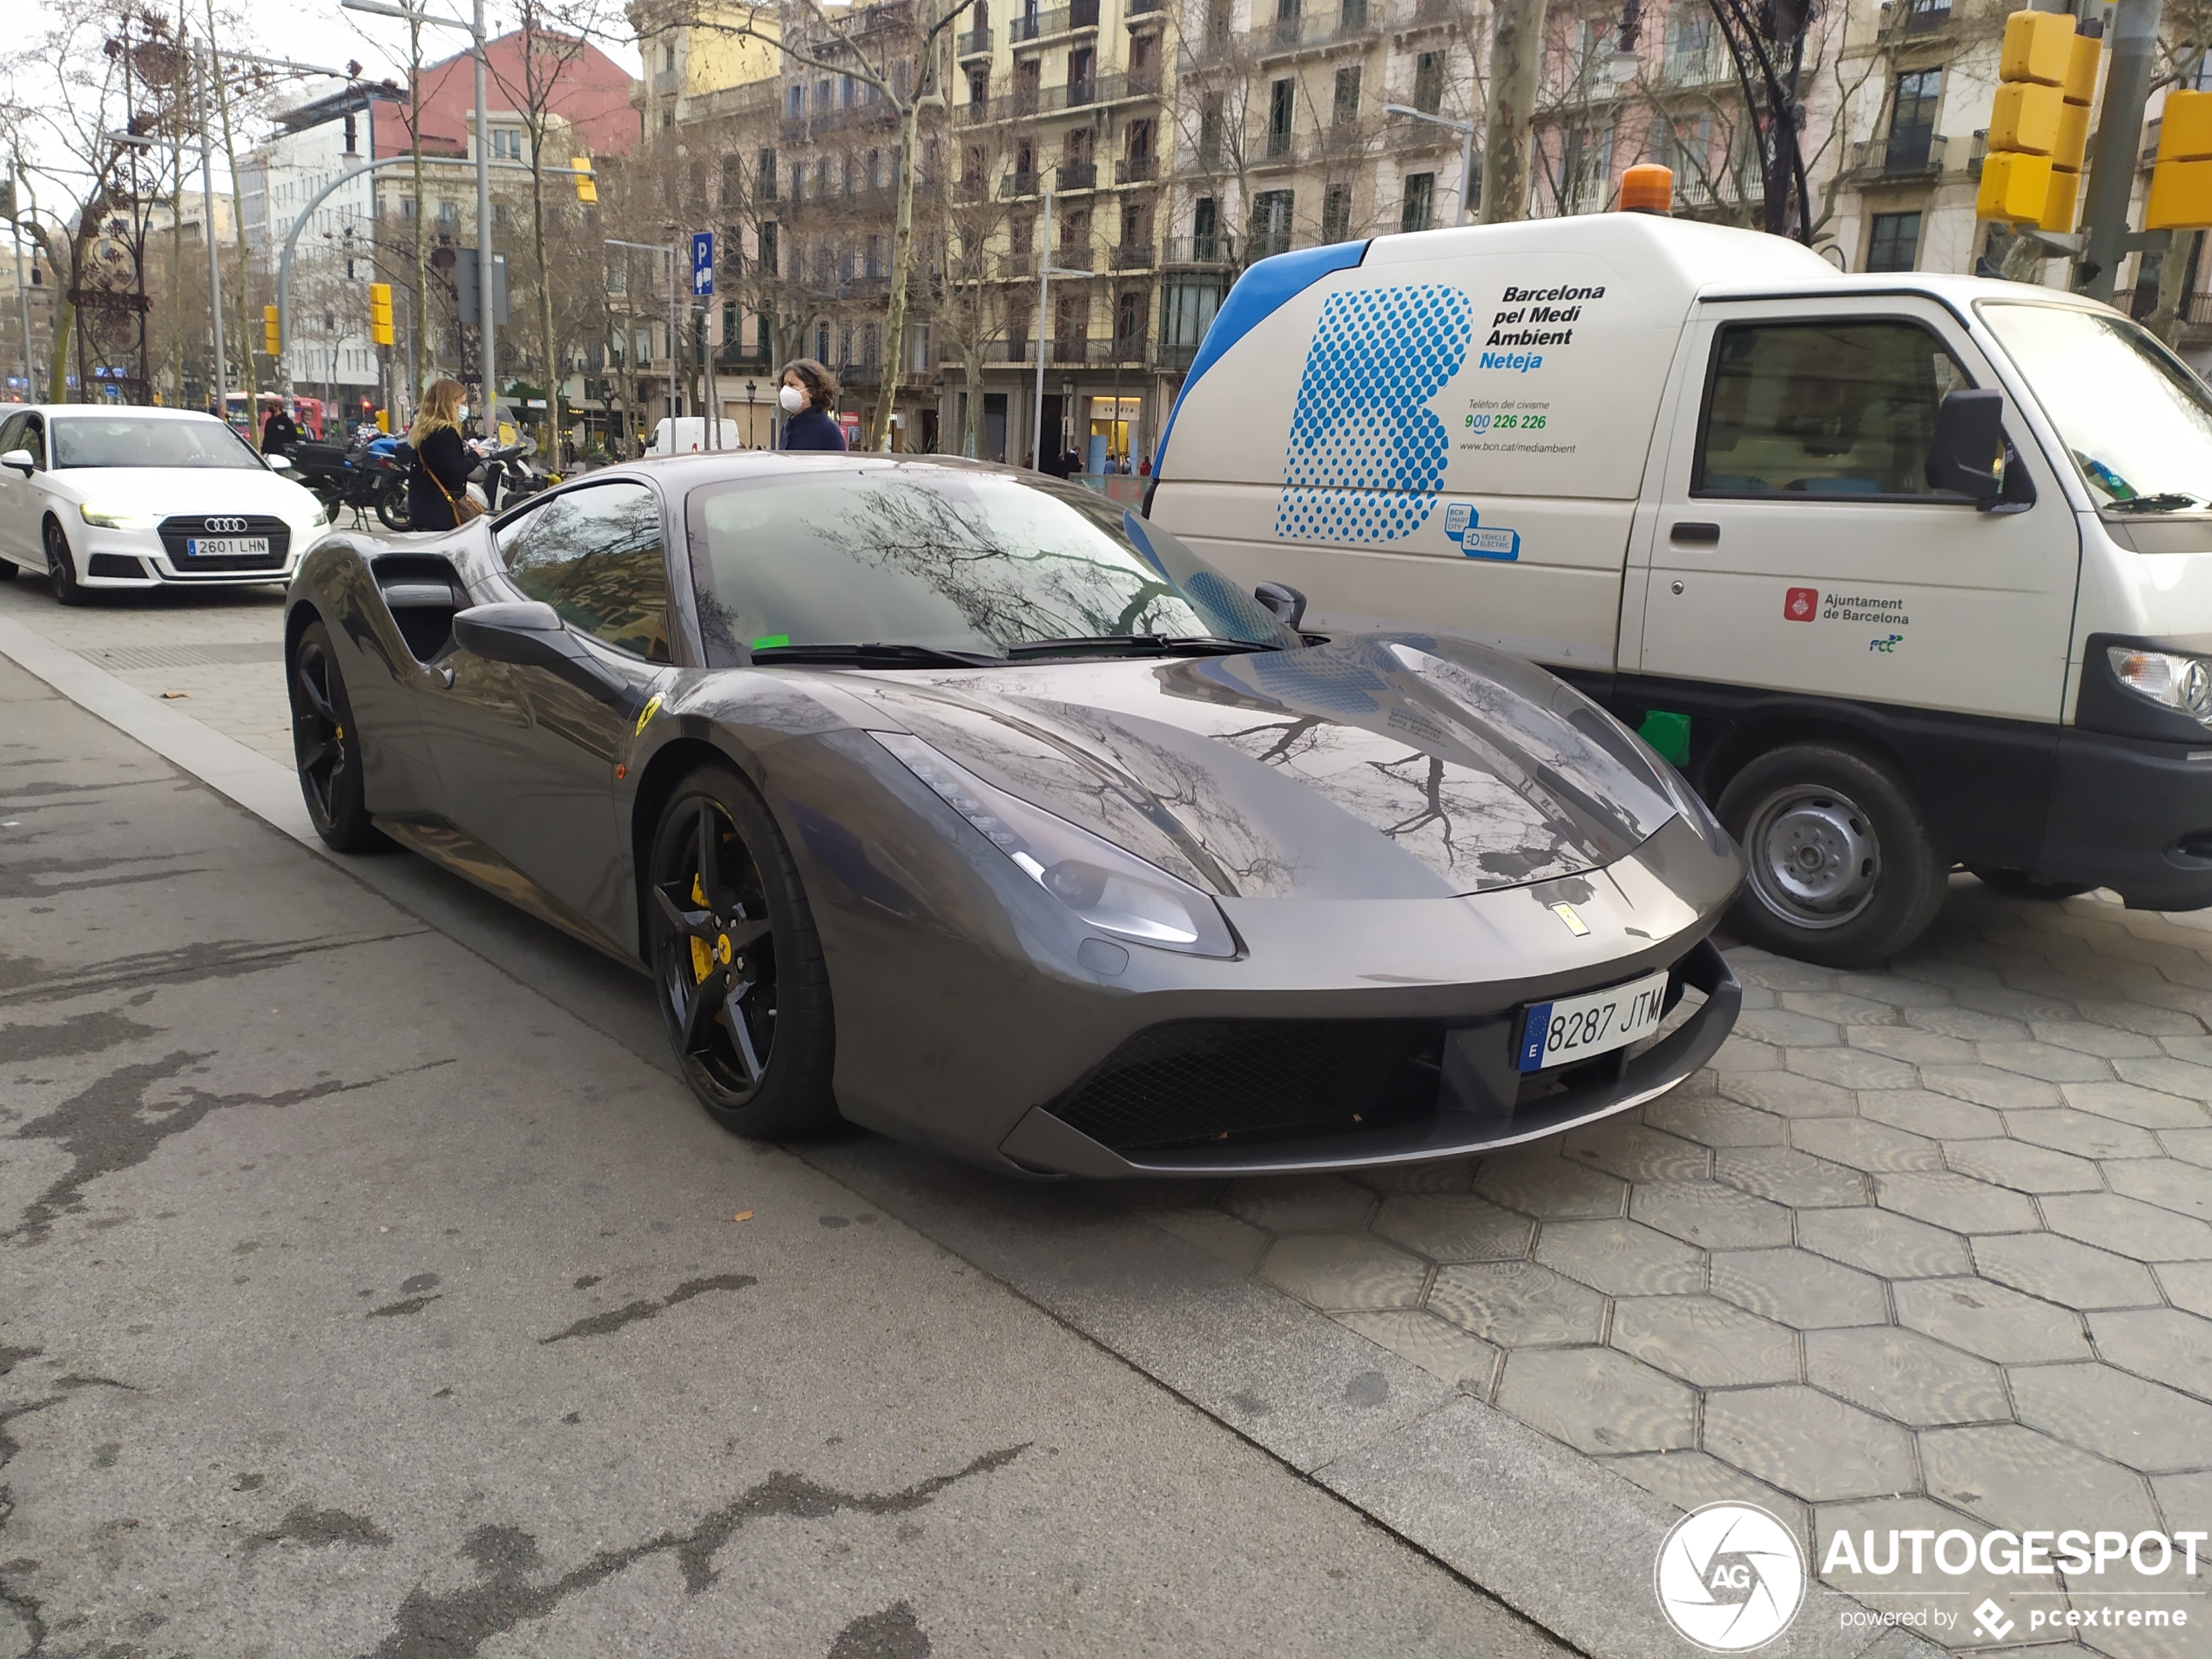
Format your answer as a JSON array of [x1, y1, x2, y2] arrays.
[[286, 454, 1743, 1177]]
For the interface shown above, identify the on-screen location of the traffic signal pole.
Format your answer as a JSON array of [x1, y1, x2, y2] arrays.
[[2079, 0, 2165, 300]]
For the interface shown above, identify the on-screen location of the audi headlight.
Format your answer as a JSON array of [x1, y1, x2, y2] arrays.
[[78, 502, 158, 530], [307, 501, 332, 528], [2108, 646, 2212, 722], [872, 731, 1238, 958]]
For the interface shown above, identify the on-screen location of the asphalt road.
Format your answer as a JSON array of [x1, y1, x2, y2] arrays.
[[0, 654, 1569, 1658]]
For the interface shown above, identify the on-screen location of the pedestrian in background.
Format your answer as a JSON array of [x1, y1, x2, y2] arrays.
[[407, 379, 477, 532], [260, 401, 301, 457], [778, 360, 847, 452]]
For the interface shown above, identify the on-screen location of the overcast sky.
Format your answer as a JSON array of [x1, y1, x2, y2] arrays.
[[219, 0, 643, 92]]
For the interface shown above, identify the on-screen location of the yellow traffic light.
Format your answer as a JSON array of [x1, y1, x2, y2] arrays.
[[2064, 31, 2103, 105], [369, 282, 395, 347], [571, 156, 597, 205], [1991, 82, 2066, 155], [1980, 10, 2098, 229], [1979, 150, 2054, 223], [2000, 10, 2075, 86], [262, 305, 280, 356], [2147, 91, 2212, 229]]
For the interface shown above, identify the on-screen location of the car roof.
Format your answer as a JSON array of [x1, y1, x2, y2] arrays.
[[618, 450, 1025, 483], [16, 404, 233, 421]]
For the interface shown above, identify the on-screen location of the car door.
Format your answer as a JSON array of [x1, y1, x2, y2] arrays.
[[1633, 298, 2080, 725], [0, 413, 30, 565], [432, 477, 679, 949]]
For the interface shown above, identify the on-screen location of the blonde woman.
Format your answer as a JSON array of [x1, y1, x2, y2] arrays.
[[408, 379, 476, 531]]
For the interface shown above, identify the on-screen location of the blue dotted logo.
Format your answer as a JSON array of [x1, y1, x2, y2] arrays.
[[1275, 284, 1474, 545]]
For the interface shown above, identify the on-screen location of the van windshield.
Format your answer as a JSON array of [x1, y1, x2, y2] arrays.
[[1979, 302, 2212, 515]]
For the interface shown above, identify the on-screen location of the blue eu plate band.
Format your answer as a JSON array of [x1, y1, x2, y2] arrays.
[[1517, 1003, 1554, 1072]]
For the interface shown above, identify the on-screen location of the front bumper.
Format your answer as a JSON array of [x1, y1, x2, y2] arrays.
[[66, 521, 314, 587], [2040, 729, 2212, 910]]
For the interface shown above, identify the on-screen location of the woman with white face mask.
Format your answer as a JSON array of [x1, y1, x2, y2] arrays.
[[776, 359, 847, 452]]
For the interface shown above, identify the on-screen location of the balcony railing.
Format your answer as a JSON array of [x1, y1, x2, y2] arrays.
[[1249, 228, 1294, 259], [1001, 169, 1042, 197], [1116, 154, 1159, 183], [1109, 240, 1155, 269], [1900, 0, 1952, 32], [1264, 126, 1295, 158], [1056, 159, 1098, 190], [1053, 239, 1097, 269], [1126, 0, 1164, 16], [1850, 132, 1948, 177], [956, 24, 993, 55], [1010, 0, 1097, 44], [652, 68, 679, 94], [1656, 44, 1733, 85], [1161, 234, 1237, 265], [1256, 0, 1373, 54]]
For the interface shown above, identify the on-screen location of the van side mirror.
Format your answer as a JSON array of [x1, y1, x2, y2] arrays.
[[453, 601, 644, 715], [1925, 390, 2006, 506], [1255, 581, 1306, 630]]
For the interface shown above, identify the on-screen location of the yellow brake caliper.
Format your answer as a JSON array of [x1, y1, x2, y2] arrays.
[[688, 873, 711, 982]]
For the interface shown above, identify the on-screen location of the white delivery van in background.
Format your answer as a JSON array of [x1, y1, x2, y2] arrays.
[[646, 416, 745, 456], [1148, 212, 2212, 967]]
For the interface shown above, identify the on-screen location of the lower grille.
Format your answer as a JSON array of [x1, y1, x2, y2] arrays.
[[86, 553, 146, 578], [1052, 1019, 1447, 1152], [157, 514, 290, 573]]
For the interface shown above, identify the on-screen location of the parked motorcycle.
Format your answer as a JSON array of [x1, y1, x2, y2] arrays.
[[291, 439, 411, 531]]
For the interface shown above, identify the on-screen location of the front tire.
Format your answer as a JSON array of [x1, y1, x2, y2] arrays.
[[645, 765, 838, 1138], [1716, 743, 1946, 968], [374, 489, 412, 532], [287, 619, 386, 853], [44, 518, 86, 606]]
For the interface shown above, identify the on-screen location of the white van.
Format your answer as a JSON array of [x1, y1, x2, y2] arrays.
[[1147, 212, 2212, 966], [646, 415, 745, 455]]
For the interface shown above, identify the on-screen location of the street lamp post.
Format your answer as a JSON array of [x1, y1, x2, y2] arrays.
[[745, 377, 757, 449], [341, 0, 495, 420], [1384, 105, 1476, 225]]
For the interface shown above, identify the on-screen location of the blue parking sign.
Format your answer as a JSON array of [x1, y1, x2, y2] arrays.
[[691, 231, 715, 296]]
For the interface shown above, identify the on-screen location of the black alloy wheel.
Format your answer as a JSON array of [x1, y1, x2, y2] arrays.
[[288, 619, 385, 853], [44, 518, 86, 607], [647, 766, 837, 1138]]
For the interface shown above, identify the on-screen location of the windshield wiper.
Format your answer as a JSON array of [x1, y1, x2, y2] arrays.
[[2107, 492, 2209, 516], [1004, 634, 1278, 659], [748, 642, 1004, 669]]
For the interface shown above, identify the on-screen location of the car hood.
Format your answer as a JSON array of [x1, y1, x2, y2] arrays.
[[45, 466, 320, 518], [840, 634, 1688, 900]]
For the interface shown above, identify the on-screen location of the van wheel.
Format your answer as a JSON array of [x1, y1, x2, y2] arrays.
[[1969, 867, 2095, 901], [1716, 744, 1946, 968]]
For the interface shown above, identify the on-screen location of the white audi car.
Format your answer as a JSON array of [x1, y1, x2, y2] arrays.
[[0, 405, 330, 604]]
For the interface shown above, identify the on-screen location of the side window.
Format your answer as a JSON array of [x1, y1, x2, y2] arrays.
[[503, 482, 673, 663], [23, 416, 44, 469], [0, 415, 24, 458], [1696, 320, 1972, 497]]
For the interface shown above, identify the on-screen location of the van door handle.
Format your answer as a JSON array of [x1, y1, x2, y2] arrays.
[[1670, 522, 1721, 543]]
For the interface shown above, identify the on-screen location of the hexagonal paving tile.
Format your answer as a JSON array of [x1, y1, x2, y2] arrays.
[[1781, 990, 1904, 1026], [1610, 1294, 1797, 1387], [1941, 1136, 2103, 1195], [1797, 1206, 1973, 1279], [2101, 1158, 2212, 1224], [2087, 1307, 2212, 1399], [2060, 1082, 2210, 1130], [2011, 1362, 2212, 1474], [1703, 1383, 1918, 1501], [2027, 1019, 2163, 1059], [1787, 1046, 1922, 1091], [1221, 1175, 1376, 1234], [2164, 1127, 2212, 1170], [1607, 1449, 1811, 1541], [1534, 1217, 1704, 1295], [1258, 1234, 1427, 1311], [1641, 1094, 1790, 1148], [1710, 1247, 1891, 1329], [1717, 1070, 1858, 1119], [1907, 1005, 2034, 1043], [2040, 1193, 2212, 1262], [1334, 1308, 1499, 1395], [1560, 1122, 1712, 1184], [1734, 954, 1838, 992], [1496, 1345, 1697, 1454], [1920, 1423, 2161, 1534], [2000, 1108, 2165, 1162], [1813, 1494, 2056, 1653], [1873, 1171, 2042, 1236], [1370, 1194, 1534, 1264], [1471, 1146, 1628, 1219], [2155, 1261, 2212, 1321], [1427, 1260, 1606, 1348], [1977, 1042, 2119, 1084], [1791, 1118, 1947, 1173], [2149, 1468, 2212, 1540], [1859, 1089, 2005, 1141], [1736, 1008, 1845, 1048], [1629, 1181, 1793, 1250], [1973, 1234, 2164, 1310], [1712, 1146, 1869, 1209], [1803, 1325, 2010, 1426], [1920, 1065, 2066, 1111], [1845, 1025, 1979, 1067], [1349, 1159, 1475, 1195], [2115, 1055, 2212, 1100], [1892, 1277, 2091, 1365], [1708, 1035, 1783, 1076]]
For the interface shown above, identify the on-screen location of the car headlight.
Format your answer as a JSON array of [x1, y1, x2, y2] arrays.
[[2108, 645, 2212, 722], [871, 731, 1238, 958], [307, 501, 331, 527], [78, 502, 158, 530]]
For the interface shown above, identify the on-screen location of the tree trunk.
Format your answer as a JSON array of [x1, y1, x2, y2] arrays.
[[410, 17, 428, 418], [530, 136, 558, 457], [871, 99, 925, 450], [1480, 0, 1544, 225], [206, 4, 256, 433], [2150, 229, 2199, 345]]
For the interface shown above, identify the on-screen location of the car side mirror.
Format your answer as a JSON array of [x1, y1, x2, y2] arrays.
[[266, 452, 294, 471], [1925, 389, 2006, 506], [0, 448, 32, 477], [1255, 581, 1307, 630], [452, 601, 644, 715]]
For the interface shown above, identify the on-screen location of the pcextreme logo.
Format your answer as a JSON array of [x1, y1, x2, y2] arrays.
[[1655, 1503, 1807, 1651]]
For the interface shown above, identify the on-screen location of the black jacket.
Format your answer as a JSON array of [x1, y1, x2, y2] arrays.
[[261, 411, 300, 455], [408, 426, 474, 531], [780, 408, 847, 452]]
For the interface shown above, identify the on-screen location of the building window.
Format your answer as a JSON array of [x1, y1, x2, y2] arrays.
[[663, 42, 676, 72], [1332, 64, 1361, 128], [1199, 94, 1225, 166], [1193, 195, 1220, 259], [759, 147, 778, 200], [759, 220, 778, 277], [1251, 187, 1294, 256], [1323, 181, 1352, 242], [1400, 172, 1433, 233], [1887, 69, 1941, 170], [489, 128, 523, 161], [1268, 78, 1294, 157], [1866, 210, 1923, 273], [788, 84, 803, 118], [1413, 51, 1444, 115]]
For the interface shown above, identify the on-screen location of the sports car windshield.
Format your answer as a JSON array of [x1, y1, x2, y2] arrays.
[[51, 416, 267, 470], [686, 466, 1290, 662]]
